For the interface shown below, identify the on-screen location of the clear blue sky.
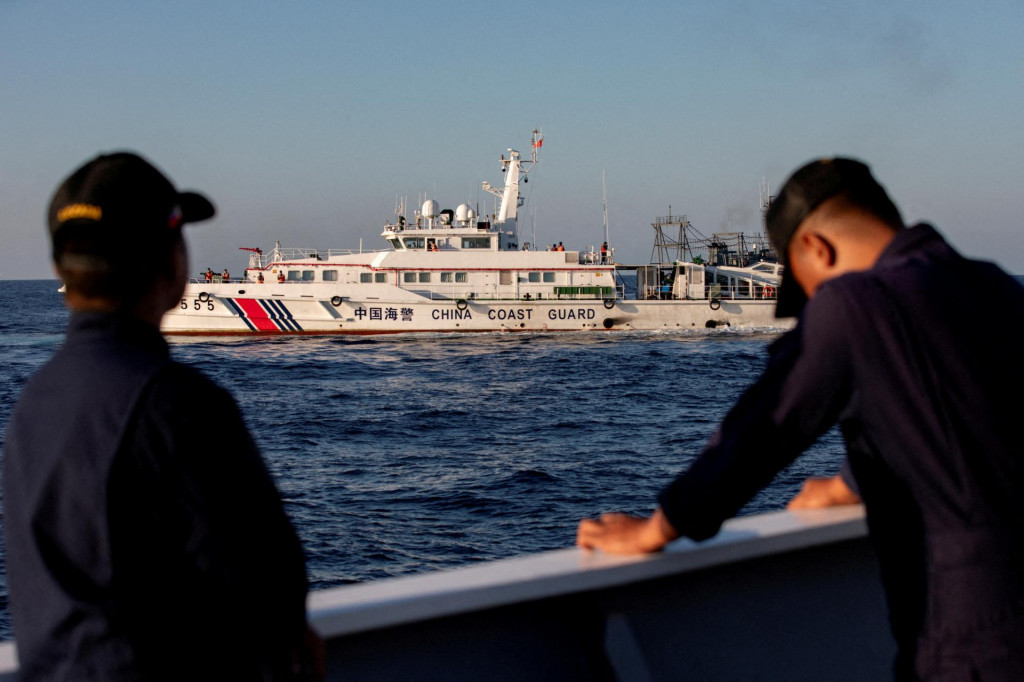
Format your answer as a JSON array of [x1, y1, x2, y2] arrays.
[[2, 0, 1022, 277]]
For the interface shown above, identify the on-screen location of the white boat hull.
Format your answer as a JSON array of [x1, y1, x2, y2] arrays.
[[163, 282, 789, 335]]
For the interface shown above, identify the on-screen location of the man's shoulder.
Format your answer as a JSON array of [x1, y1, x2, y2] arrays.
[[144, 360, 233, 411], [800, 274, 866, 323]]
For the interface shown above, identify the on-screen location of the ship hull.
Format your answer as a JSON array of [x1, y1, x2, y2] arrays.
[[163, 282, 789, 335]]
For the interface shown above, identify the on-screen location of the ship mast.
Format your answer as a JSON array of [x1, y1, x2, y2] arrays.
[[482, 128, 542, 244], [602, 170, 610, 248]]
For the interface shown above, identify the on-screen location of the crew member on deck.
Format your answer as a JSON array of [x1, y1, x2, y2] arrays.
[[3, 151, 323, 681], [221, 268, 229, 282], [577, 157, 1024, 680], [278, 270, 286, 283]]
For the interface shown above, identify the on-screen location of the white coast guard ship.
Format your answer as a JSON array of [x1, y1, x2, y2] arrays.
[[163, 131, 788, 335]]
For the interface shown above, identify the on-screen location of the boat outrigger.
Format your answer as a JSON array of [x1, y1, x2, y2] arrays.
[[163, 131, 791, 335]]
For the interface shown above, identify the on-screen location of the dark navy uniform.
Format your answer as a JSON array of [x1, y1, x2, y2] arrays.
[[658, 224, 1024, 680], [3, 313, 308, 681]]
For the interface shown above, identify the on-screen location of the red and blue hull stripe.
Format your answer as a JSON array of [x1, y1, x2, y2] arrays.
[[223, 298, 303, 332]]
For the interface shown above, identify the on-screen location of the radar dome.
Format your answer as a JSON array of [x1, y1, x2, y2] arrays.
[[455, 204, 471, 222], [421, 199, 439, 218]]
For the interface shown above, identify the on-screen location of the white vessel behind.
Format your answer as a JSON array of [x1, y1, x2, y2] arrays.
[[165, 131, 790, 335]]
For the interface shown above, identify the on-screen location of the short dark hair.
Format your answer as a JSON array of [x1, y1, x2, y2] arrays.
[[766, 158, 903, 258], [828, 187, 904, 231], [766, 158, 904, 318]]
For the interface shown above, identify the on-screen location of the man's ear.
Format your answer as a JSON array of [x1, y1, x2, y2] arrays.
[[800, 231, 837, 268]]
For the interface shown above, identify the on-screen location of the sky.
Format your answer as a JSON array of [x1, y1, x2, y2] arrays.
[[2, 0, 1022, 278]]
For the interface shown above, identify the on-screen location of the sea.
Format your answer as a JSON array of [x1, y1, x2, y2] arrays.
[[0, 279, 850, 642]]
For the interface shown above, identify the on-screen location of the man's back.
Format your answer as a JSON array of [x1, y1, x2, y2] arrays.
[[817, 224, 1024, 671], [813, 224, 1024, 501], [656, 223, 1024, 674], [579, 158, 1024, 679], [4, 313, 307, 680]]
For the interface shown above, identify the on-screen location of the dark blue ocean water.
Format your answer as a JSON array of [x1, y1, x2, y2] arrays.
[[0, 280, 850, 642]]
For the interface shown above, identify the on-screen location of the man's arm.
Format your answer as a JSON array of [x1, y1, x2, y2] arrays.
[[579, 290, 857, 553], [576, 508, 678, 554]]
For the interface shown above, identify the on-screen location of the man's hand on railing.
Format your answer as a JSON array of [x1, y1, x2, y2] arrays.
[[786, 475, 861, 510], [577, 508, 679, 555]]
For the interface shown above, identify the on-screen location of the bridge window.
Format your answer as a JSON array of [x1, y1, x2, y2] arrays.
[[441, 272, 453, 283], [419, 272, 431, 283], [528, 272, 541, 283], [288, 270, 315, 282], [360, 273, 372, 283], [402, 237, 425, 249], [455, 272, 468, 283], [323, 270, 338, 282], [375, 273, 387, 283], [404, 272, 416, 283], [542, 272, 556, 283], [461, 237, 491, 249]]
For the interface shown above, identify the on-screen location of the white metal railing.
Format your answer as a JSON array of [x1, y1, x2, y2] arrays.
[[259, 247, 389, 265], [640, 284, 778, 301], [189, 276, 243, 285], [0, 507, 894, 681]]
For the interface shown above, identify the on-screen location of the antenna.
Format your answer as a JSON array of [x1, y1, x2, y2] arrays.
[[531, 206, 537, 251], [759, 177, 772, 214], [602, 170, 610, 248]]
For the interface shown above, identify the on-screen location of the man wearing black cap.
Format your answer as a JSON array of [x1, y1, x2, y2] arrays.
[[578, 158, 1024, 679], [3, 152, 321, 680]]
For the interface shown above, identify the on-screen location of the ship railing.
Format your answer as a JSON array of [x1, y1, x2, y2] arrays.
[[189, 276, 241, 284], [264, 247, 388, 264], [0, 506, 895, 681], [638, 284, 779, 301], [577, 248, 614, 265]]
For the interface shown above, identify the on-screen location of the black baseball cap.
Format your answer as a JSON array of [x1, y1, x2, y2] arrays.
[[765, 157, 888, 318], [48, 151, 215, 251]]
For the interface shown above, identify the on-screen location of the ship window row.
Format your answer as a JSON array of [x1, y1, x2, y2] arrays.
[[273, 270, 340, 282], [354, 270, 561, 284], [397, 236, 494, 250], [461, 237, 491, 249]]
